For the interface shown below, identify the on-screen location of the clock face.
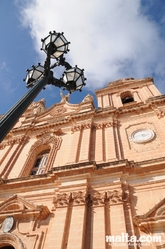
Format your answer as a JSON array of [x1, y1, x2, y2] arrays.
[[131, 129, 155, 143], [2, 216, 14, 233]]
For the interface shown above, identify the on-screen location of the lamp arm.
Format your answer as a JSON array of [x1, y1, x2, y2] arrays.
[[50, 77, 65, 88], [59, 56, 72, 70], [49, 56, 72, 70], [0, 76, 48, 143]]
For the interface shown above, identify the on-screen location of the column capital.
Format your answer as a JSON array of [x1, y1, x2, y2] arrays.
[[53, 193, 71, 208], [72, 191, 88, 206], [90, 192, 106, 206]]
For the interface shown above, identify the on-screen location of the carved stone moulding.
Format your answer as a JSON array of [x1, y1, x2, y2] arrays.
[[71, 122, 92, 132], [53, 191, 88, 208], [133, 198, 165, 234], [53, 189, 129, 209], [72, 191, 87, 205], [53, 193, 72, 208], [107, 190, 123, 204], [33, 133, 61, 147], [20, 133, 62, 177], [90, 189, 129, 206], [50, 106, 67, 116], [0, 135, 29, 150], [93, 120, 118, 130], [0, 195, 50, 222], [94, 123, 104, 130], [154, 108, 165, 119], [82, 123, 92, 129], [36, 129, 63, 139], [126, 122, 161, 152], [71, 125, 82, 132], [0, 194, 50, 248], [0, 233, 27, 249], [90, 192, 106, 206]]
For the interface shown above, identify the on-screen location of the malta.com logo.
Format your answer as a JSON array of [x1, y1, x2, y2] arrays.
[[106, 233, 161, 246]]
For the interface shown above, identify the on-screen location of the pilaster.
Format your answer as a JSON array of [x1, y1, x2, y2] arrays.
[[45, 193, 72, 249], [67, 191, 87, 249], [105, 122, 118, 161], [68, 125, 82, 163], [90, 192, 106, 249], [95, 124, 104, 162], [79, 123, 92, 162]]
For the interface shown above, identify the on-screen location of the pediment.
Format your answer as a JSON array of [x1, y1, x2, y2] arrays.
[[23, 98, 46, 118], [35, 95, 94, 122], [134, 198, 165, 233], [0, 195, 50, 221]]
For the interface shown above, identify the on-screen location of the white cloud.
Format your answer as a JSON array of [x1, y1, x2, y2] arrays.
[[16, 0, 165, 91]]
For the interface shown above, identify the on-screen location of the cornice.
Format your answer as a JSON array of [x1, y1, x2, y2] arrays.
[[127, 157, 165, 181], [94, 107, 117, 118], [136, 156, 165, 167], [0, 135, 29, 149], [67, 110, 95, 121], [146, 94, 165, 104], [7, 94, 165, 137], [7, 111, 95, 136], [35, 109, 95, 125], [117, 103, 150, 114], [1, 157, 165, 190], [116, 100, 165, 116], [95, 77, 154, 95]]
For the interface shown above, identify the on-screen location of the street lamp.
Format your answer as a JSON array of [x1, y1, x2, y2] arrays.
[[0, 31, 86, 142]]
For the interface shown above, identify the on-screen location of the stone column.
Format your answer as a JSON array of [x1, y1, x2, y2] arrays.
[[103, 94, 110, 108], [95, 124, 104, 162], [143, 85, 153, 98], [115, 94, 123, 108], [67, 191, 87, 249], [2, 135, 29, 179], [68, 125, 82, 163], [97, 95, 103, 108], [132, 91, 141, 102], [46, 136, 62, 171], [0, 142, 14, 176], [90, 192, 106, 249], [45, 193, 72, 249], [105, 122, 118, 161], [114, 121, 123, 160], [148, 83, 161, 96], [79, 123, 91, 162], [122, 183, 136, 249], [107, 190, 128, 249]]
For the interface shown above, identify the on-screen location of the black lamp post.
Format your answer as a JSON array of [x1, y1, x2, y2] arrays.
[[0, 31, 86, 142]]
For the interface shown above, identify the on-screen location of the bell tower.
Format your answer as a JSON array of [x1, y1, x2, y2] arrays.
[[94, 77, 165, 164], [96, 77, 161, 108]]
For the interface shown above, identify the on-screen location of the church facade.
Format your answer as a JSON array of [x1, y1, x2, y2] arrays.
[[0, 77, 165, 249]]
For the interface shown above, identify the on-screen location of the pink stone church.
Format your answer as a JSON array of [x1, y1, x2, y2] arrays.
[[0, 77, 165, 249]]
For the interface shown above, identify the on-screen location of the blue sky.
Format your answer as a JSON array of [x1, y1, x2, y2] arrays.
[[0, 0, 165, 115]]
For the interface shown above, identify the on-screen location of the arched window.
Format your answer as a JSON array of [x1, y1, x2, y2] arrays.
[[19, 134, 62, 177], [121, 91, 134, 104], [30, 150, 50, 175]]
